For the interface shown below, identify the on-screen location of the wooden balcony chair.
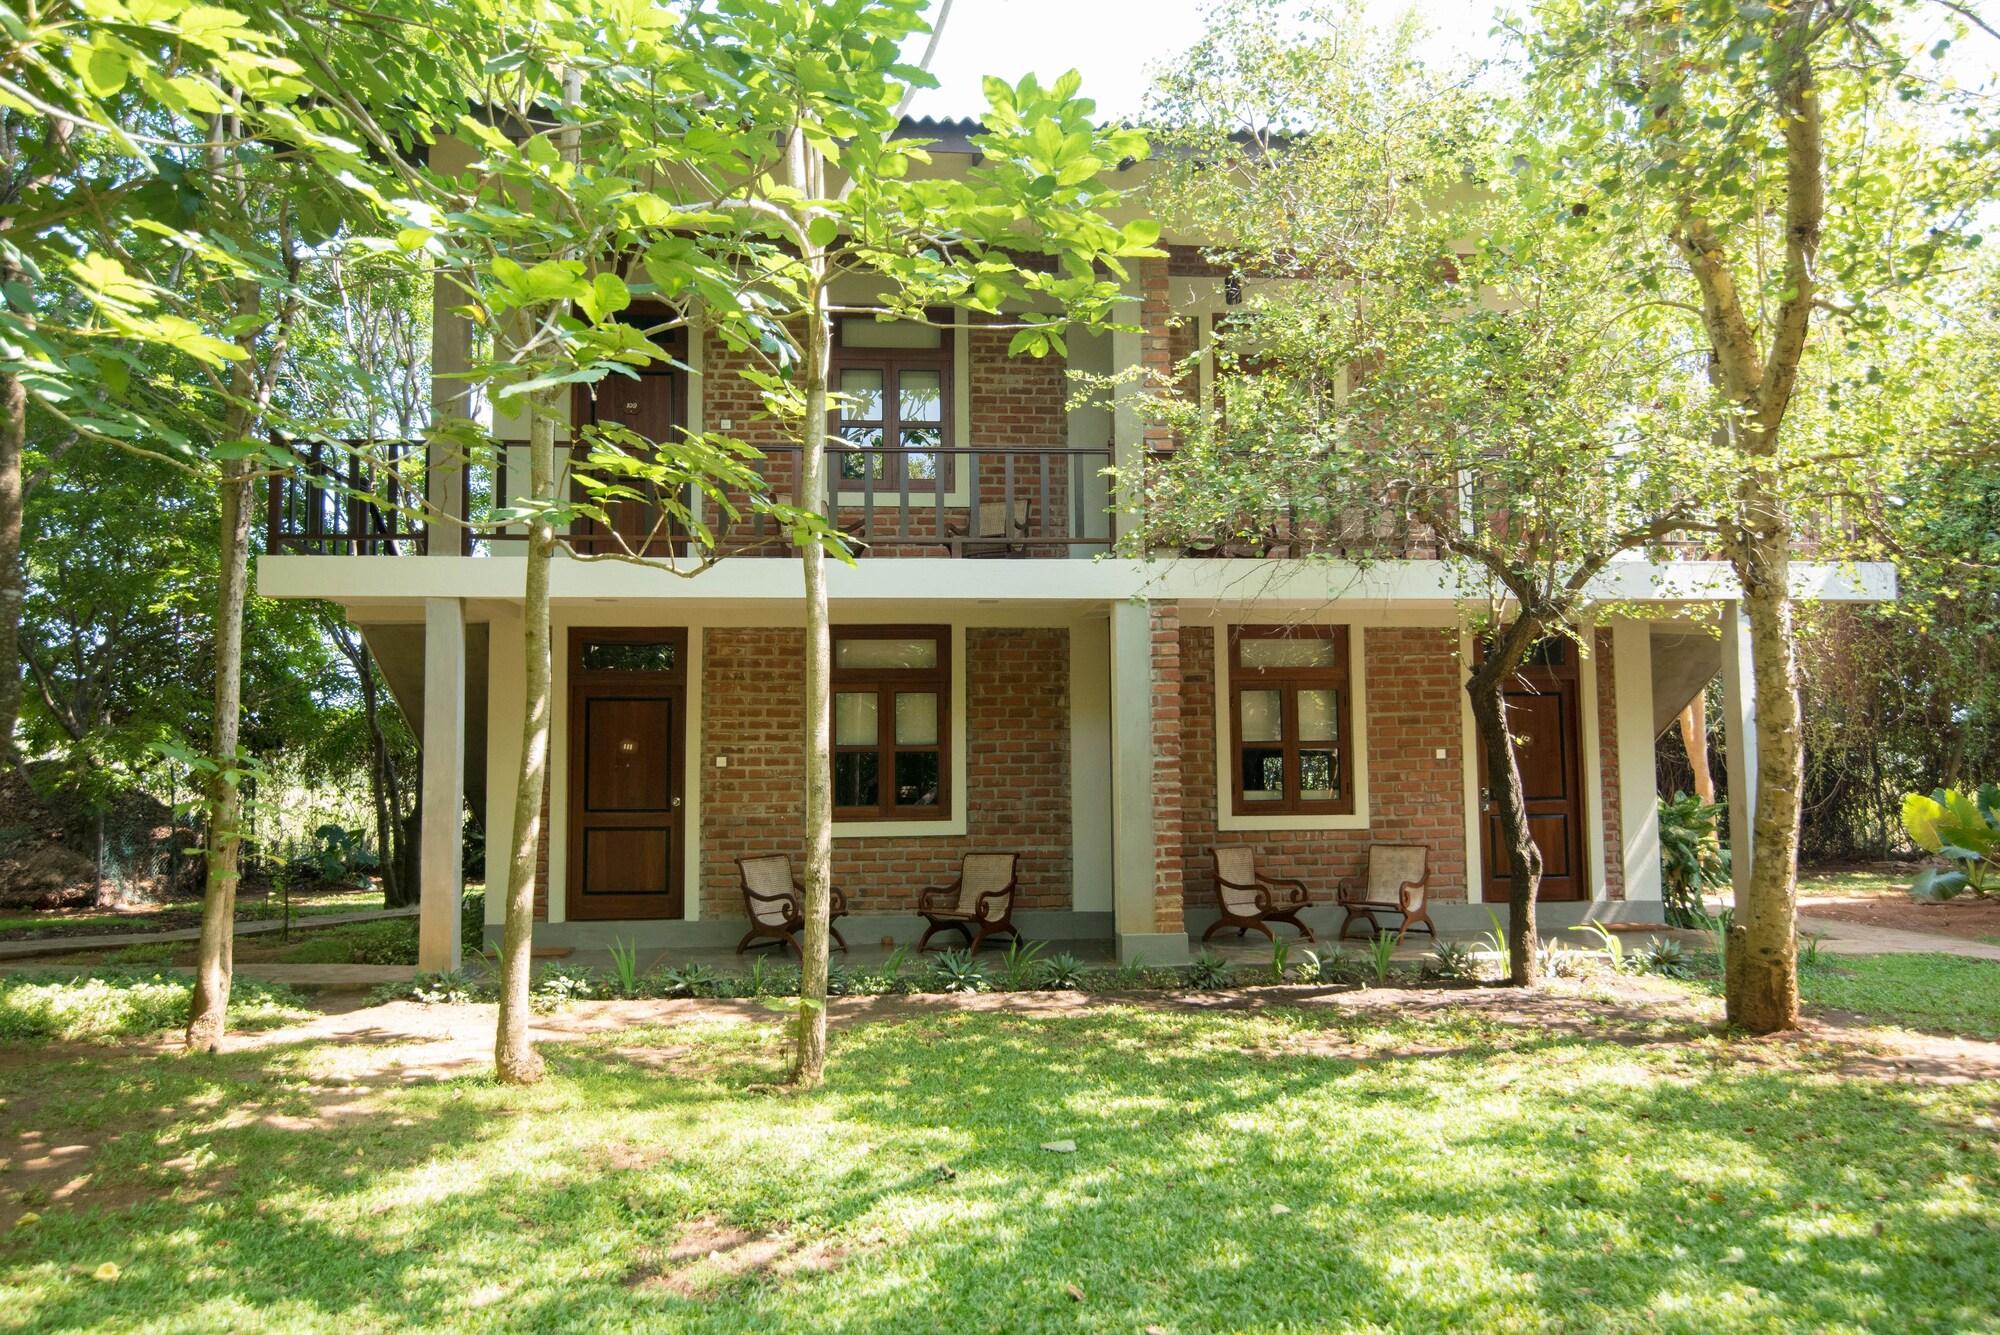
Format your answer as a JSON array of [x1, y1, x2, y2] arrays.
[[1207, 847, 1315, 942], [946, 500, 1034, 558], [916, 852, 1021, 952], [1336, 844, 1435, 944], [736, 855, 849, 956]]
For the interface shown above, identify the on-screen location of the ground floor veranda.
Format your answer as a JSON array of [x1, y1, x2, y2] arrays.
[[341, 578, 1789, 974]]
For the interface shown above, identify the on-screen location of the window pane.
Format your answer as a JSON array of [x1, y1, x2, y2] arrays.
[[901, 425, 941, 481], [1300, 749, 1338, 800], [836, 425, 885, 482], [1240, 688, 1282, 742], [894, 750, 940, 807], [839, 369, 883, 420], [835, 637, 939, 670], [1298, 689, 1338, 742], [580, 640, 675, 672], [833, 752, 878, 807], [898, 369, 943, 423], [1240, 748, 1285, 803], [1240, 637, 1336, 669], [895, 692, 938, 745], [834, 692, 878, 746]]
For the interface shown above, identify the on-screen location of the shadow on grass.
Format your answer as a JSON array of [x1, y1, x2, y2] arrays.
[[2, 1004, 1996, 1333]]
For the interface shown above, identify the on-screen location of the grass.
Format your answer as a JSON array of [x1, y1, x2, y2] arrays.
[[0, 890, 387, 938], [0, 971, 314, 1042], [276, 918, 418, 966], [1791, 953, 2000, 1040], [2, 999, 1997, 1333]]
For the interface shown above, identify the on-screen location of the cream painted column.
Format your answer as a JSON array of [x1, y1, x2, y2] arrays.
[[1069, 615, 1114, 915], [483, 606, 524, 933], [1611, 620, 1662, 905], [1720, 601, 1758, 899], [1108, 600, 1185, 964], [419, 597, 466, 972]]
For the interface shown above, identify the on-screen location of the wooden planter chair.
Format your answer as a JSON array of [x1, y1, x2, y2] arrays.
[[736, 855, 849, 956], [1206, 847, 1315, 942], [1336, 844, 1435, 944], [916, 852, 1021, 952], [946, 500, 1034, 559]]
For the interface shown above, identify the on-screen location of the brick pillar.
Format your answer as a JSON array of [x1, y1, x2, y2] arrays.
[[1150, 600, 1185, 934], [1139, 256, 1174, 457]]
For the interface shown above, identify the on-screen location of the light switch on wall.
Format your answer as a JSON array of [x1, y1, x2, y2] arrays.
[[715, 756, 728, 768], [1435, 748, 1447, 760]]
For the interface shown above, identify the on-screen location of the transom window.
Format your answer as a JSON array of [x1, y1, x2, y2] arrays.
[[1228, 626, 1355, 816], [831, 316, 953, 490], [832, 626, 950, 821]]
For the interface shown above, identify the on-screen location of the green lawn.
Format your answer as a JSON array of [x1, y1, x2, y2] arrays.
[[3, 999, 1996, 1333], [1793, 954, 2000, 1040], [0, 891, 387, 938]]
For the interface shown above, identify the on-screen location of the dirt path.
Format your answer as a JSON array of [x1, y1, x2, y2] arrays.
[[1798, 914, 2000, 962]]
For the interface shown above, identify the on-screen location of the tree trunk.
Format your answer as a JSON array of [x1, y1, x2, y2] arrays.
[[1681, 696, 1714, 804], [1725, 511, 1802, 1031], [791, 266, 834, 1089], [357, 639, 401, 906], [92, 806, 107, 909], [494, 390, 555, 1085], [0, 254, 25, 771], [186, 456, 253, 1051], [1467, 658, 1541, 986]]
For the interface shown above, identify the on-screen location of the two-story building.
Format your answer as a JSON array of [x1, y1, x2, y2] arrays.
[[259, 117, 1892, 972]]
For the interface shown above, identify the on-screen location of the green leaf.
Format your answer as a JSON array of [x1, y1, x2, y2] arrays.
[[74, 41, 130, 98], [806, 215, 839, 249]]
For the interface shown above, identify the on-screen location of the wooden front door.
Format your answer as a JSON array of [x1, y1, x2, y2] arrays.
[[566, 629, 687, 921], [1480, 641, 1587, 903], [571, 321, 686, 556]]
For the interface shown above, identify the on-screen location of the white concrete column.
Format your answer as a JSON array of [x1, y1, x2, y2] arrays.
[[1611, 620, 1662, 904], [1719, 601, 1757, 899], [1108, 600, 1185, 964], [1068, 615, 1114, 915], [419, 597, 466, 972], [1109, 286, 1145, 536]]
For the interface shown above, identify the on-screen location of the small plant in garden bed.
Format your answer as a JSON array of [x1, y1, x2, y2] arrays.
[[1036, 951, 1089, 990], [1184, 948, 1234, 990], [1568, 921, 1628, 973], [1658, 791, 1731, 927], [1424, 940, 1479, 981], [1633, 936, 1693, 979], [531, 962, 598, 1009], [998, 938, 1047, 990], [367, 971, 485, 1006], [651, 962, 724, 999], [923, 948, 987, 994], [1362, 930, 1399, 985], [606, 939, 643, 999], [282, 919, 418, 966]]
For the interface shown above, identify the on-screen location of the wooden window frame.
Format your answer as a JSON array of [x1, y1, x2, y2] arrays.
[[831, 624, 952, 823], [829, 314, 955, 492], [1227, 625, 1356, 817]]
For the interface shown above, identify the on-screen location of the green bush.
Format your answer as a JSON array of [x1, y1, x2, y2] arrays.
[[1659, 791, 1731, 927], [366, 971, 486, 1006], [1902, 784, 1999, 899], [460, 890, 486, 946], [0, 971, 311, 1041]]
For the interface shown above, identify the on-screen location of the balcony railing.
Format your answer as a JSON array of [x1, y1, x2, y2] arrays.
[[265, 439, 1117, 559]]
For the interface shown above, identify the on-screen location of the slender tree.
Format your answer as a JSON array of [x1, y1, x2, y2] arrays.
[[1517, 0, 1999, 1029]]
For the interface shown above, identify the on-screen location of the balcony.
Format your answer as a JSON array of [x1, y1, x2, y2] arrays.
[[266, 440, 1118, 560]]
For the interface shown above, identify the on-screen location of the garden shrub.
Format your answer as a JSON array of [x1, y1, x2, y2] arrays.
[[0, 971, 311, 1041]]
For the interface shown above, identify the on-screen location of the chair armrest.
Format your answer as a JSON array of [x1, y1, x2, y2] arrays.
[[830, 885, 847, 916], [1264, 874, 1310, 905], [1397, 876, 1426, 911], [918, 883, 960, 912], [743, 887, 802, 922], [1335, 876, 1359, 903], [972, 884, 1016, 920]]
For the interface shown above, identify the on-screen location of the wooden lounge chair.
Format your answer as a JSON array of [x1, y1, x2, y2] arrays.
[[1207, 847, 1315, 942], [916, 852, 1020, 952], [1336, 844, 1435, 944], [736, 855, 849, 956], [946, 500, 1034, 558]]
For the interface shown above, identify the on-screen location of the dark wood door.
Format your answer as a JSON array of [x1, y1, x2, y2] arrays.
[[1479, 644, 1587, 903], [573, 367, 684, 556], [566, 629, 687, 920]]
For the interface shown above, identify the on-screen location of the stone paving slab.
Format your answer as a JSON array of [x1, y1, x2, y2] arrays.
[[0, 907, 418, 962], [1799, 913, 2000, 962]]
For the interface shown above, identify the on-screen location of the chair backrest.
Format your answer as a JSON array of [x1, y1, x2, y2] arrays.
[[959, 853, 1017, 920], [972, 500, 1030, 538], [739, 855, 798, 924], [1367, 844, 1428, 909], [1212, 846, 1262, 915]]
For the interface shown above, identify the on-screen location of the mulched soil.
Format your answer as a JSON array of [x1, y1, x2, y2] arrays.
[[1800, 861, 2000, 943]]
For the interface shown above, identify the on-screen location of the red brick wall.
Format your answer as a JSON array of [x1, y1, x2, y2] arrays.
[[698, 626, 1072, 920], [1177, 623, 1469, 911], [1595, 629, 1624, 899], [1151, 602, 1185, 932]]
